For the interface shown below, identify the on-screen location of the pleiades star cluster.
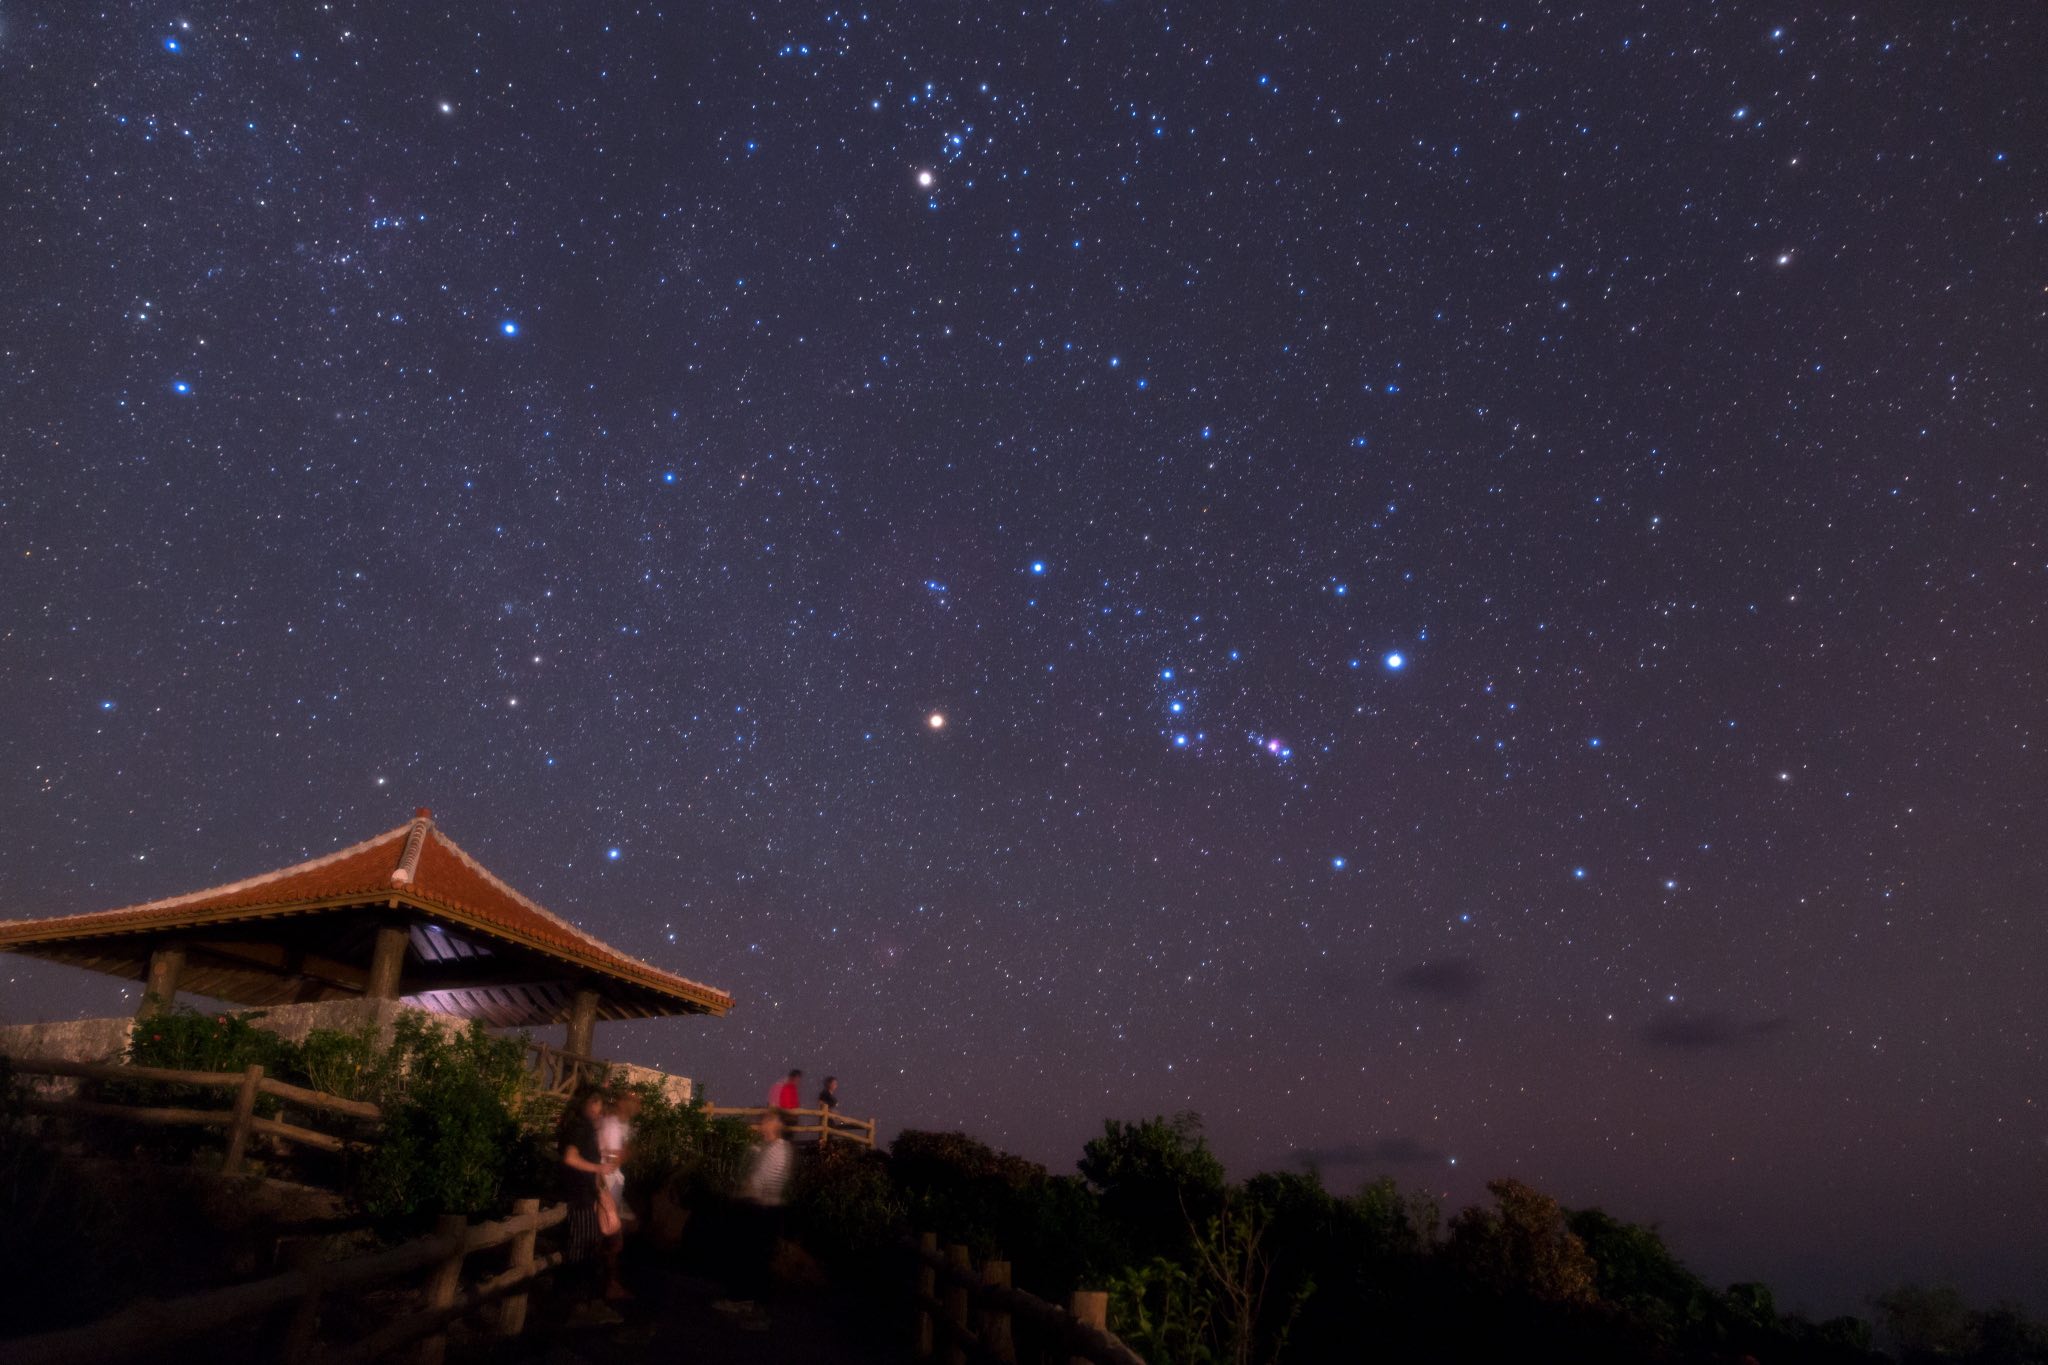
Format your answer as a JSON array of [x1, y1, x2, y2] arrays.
[[3, 2, 2042, 1312]]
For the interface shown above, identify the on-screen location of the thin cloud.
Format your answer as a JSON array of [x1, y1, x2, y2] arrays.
[[1396, 957, 1485, 999]]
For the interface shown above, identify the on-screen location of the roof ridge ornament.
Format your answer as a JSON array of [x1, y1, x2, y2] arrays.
[[391, 808, 433, 886]]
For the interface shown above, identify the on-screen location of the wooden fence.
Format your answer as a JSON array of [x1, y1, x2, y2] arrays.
[[704, 1102, 878, 1148], [5, 1199, 569, 1365], [523, 1040, 612, 1097], [913, 1232, 1145, 1365], [7, 1055, 380, 1175]]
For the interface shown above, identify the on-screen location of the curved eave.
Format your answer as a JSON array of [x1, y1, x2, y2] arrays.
[[0, 894, 733, 1019]]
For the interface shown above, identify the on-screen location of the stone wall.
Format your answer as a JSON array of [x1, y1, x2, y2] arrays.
[[0, 1014, 135, 1064], [0, 1004, 695, 1104]]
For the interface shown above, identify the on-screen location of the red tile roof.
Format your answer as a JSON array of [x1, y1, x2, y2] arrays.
[[0, 811, 731, 1015]]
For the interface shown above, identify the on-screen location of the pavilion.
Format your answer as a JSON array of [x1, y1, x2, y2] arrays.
[[0, 809, 731, 1063]]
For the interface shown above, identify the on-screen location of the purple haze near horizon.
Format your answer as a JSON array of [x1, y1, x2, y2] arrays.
[[2, 0, 2043, 1318]]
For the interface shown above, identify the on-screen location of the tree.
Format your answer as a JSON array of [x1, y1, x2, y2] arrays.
[[1446, 1178, 1598, 1305], [1081, 1113, 1227, 1264]]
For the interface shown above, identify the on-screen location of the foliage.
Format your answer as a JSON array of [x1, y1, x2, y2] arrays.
[[1079, 1112, 1227, 1263], [615, 1081, 753, 1203], [1446, 1177, 1599, 1305], [129, 1006, 304, 1078], [890, 1129, 1117, 1292], [355, 1014, 532, 1218], [789, 1139, 907, 1269], [1876, 1283, 2048, 1365], [296, 1025, 383, 1102], [1567, 1207, 1717, 1341], [1109, 1256, 1220, 1365]]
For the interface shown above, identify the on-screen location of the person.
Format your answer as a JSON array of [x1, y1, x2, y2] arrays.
[[596, 1090, 642, 1301], [769, 1068, 803, 1112], [556, 1084, 621, 1321], [816, 1075, 840, 1132], [716, 1109, 794, 1328]]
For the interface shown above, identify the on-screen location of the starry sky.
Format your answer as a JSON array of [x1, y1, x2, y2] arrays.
[[3, 0, 2044, 1316]]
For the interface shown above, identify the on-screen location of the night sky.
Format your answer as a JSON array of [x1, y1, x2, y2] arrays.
[[3, 1, 2044, 1316]]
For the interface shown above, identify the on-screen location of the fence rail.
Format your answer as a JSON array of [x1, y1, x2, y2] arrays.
[[523, 1039, 612, 1097], [5, 1199, 568, 1365], [704, 1102, 878, 1148], [5, 1054, 379, 1173], [913, 1232, 1144, 1365]]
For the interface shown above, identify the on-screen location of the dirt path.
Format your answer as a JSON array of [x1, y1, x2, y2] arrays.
[[461, 1257, 906, 1365]]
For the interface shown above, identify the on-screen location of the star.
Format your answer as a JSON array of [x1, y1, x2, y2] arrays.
[[500, 320, 520, 337], [1384, 652, 1405, 670], [916, 170, 935, 188], [927, 711, 946, 730]]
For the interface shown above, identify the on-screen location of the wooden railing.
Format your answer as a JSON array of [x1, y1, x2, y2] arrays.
[[704, 1102, 878, 1148], [5, 1199, 569, 1365], [913, 1232, 1144, 1365], [524, 1040, 612, 1097], [7, 1055, 380, 1175]]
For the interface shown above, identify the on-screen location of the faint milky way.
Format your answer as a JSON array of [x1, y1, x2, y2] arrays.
[[1, 0, 2043, 1316]]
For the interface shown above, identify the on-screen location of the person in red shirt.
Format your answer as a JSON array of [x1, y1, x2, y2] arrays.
[[769, 1068, 802, 1111]]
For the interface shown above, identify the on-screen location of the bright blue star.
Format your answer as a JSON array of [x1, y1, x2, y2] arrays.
[[1334, 583, 1347, 596], [1169, 701, 1184, 714], [1200, 426, 1213, 439], [1030, 561, 1046, 575], [162, 37, 181, 52], [1384, 652, 1405, 670], [1108, 356, 1121, 368], [606, 847, 622, 861], [500, 320, 520, 337], [1331, 856, 1346, 870], [1588, 737, 1601, 748], [1572, 867, 1587, 879], [1173, 734, 1189, 748], [99, 700, 116, 711], [172, 380, 191, 395], [663, 471, 677, 484], [1160, 668, 1174, 680]]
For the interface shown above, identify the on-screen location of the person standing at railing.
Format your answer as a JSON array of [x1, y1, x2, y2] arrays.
[[769, 1067, 802, 1111], [715, 1108, 795, 1329], [817, 1075, 840, 1134]]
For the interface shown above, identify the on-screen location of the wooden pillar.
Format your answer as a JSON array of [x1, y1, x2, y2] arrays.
[[564, 988, 599, 1058], [415, 1213, 469, 1365], [944, 1242, 971, 1365], [1069, 1291, 1109, 1365], [982, 1259, 1016, 1364], [365, 923, 409, 1001], [221, 1064, 264, 1175], [137, 943, 187, 1017], [915, 1231, 937, 1359], [495, 1198, 541, 1336]]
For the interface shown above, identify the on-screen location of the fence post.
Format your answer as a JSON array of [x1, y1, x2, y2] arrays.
[[413, 1213, 468, 1365], [496, 1198, 541, 1337], [915, 1231, 937, 1359], [944, 1242, 972, 1365], [982, 1258, 1016, 1364], [279, 1240, 325, 1364], [222, 1064, 265, 1175], [1069, 1290, 1109, 1365]]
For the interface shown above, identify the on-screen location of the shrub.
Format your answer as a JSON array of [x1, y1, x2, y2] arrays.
[[355, 1014, 530, 1218]]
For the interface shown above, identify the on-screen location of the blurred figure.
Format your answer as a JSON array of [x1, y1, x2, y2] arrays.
[[816, 1075, 840, 1132], [769, 1068, 803, 1111], [597, 1089, 641, 1300], [556, 1084, 622, 1322], [715, 1108, 795, 1328]]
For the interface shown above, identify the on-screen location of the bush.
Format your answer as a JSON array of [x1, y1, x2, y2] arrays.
[[617, 1082, 753, 1205], [1080, 1113, 1227, 1265], [355, 1014, 531, 1218]]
